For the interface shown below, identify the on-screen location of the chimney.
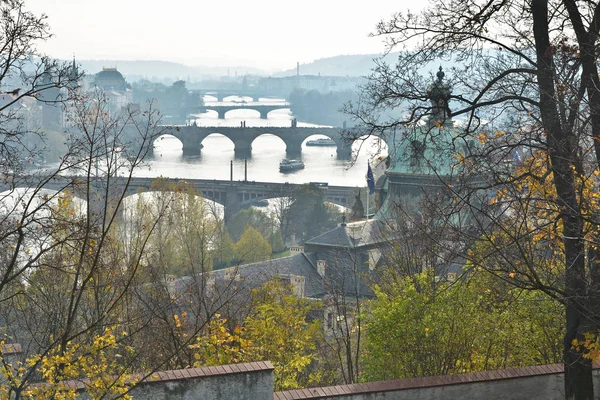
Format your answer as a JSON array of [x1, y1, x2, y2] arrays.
[[317, 260, 326, 277], [297, 61, 300, 77], [289, 233, 304, 255]]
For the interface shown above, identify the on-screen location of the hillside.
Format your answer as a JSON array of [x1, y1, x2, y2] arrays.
[[273, 53, 401, 77], [76, 60, 270, 82]]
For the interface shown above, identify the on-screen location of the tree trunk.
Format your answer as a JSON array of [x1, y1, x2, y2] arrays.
[[531, 1, 593, 398]]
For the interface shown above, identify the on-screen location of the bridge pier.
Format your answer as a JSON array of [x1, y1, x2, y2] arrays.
[[335, 141, 353, 160], [233, 138, 252, 158], [182, 146, 202, 156], [259, 110, 269, 119], [217, 110, 226, 119], [285, 139, 303, 157], [336, 147, 352, 160], [223, 186, 241, 223], [181, 138, 203, 155]]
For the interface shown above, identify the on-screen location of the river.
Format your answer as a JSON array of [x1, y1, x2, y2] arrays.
[[140, 96, 388, 187]]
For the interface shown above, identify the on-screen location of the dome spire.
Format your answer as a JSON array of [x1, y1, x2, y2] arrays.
[[428, 65, 452, 126]]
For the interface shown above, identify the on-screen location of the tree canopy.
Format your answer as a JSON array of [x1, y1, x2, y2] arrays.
[[344, 1, 600, 398]]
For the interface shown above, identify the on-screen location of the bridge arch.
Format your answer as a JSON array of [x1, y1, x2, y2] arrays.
[[200, 109, 219, 119], [352, 134, 390, 158], [264, 107, 291, 119], [203, 104, 292, 120], [222, 95, 253, 103], [200, 133, 235, 152], [222, 108, 260, 119], [251, 133, 287, 153], [203, 94, 219, 102], [121, 190, 225, 219], [301, 133, 338, 146], [153, 134, 183, 151]]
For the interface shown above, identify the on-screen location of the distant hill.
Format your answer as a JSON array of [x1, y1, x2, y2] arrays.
[[76, 60, 270, 82], [73, 51, 461, 83], [273, 53, 401, 77]]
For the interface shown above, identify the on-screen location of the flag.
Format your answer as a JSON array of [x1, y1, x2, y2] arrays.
[[367, 163, 375, 195], [513, 150, 522, 166]]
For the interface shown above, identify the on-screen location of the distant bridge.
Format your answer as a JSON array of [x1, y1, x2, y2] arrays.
[[160, 125, 360, 158], [1, 175, 360, 222], [200, 90, 273, 102], [202, 102, 291, 119]]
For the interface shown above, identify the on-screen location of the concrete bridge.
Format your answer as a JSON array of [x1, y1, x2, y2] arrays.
[[161, 125, 357, 158], [202, 102, 291, 119], [1, 175, 360, 222]]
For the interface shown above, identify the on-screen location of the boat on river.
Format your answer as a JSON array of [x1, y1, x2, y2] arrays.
[[306, 138, 336, 147], [279, 159, 305, 172]]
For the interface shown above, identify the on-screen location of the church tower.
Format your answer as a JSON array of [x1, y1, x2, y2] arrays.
[[428, 66, 452, 127], [376, 66, 459, 217], [67, 56, 80, 96]]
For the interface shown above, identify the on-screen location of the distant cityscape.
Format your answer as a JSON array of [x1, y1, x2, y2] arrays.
[[1, 54, 373, 138]]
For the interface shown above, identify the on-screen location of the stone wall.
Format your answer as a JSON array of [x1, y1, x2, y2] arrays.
[[129, 362, 274, 400], [275, 364, 600, 400], [72, 361, 274, 400], [48, 360, 600, 400]]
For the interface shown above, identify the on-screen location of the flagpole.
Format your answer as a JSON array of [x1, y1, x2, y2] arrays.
[[366, 189, 369, 220], [366, 161, 375, 221], [366, 161, 371, 220]]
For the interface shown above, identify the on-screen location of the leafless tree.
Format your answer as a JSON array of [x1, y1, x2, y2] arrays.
[[344, 1, 600, 398]]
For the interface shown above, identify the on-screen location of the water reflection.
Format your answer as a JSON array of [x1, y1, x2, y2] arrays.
[[142, 97, 388, 186]]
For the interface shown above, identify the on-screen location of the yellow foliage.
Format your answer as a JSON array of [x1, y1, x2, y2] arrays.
[[572, 331, 600, 362], [192, 279, 323, 391], [0, 329, 137, 399]]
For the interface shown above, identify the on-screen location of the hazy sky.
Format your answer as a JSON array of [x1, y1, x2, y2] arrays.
[[27, 0, 417, 71]]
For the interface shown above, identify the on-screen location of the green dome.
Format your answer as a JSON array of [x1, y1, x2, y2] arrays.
[[386, 124, 461, 178], [374, 67, 467, 219]]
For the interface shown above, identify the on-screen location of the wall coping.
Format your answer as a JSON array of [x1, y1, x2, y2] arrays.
[[57, 361, 274, 391], [274, 364, 593, 399]]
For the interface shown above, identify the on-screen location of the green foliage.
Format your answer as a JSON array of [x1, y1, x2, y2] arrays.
[[132, 80, 203, 123], [245, 280, 323, 390], [268, 229, 285, 253], [130, 179, 217, 277], [227, 207, 275, 242], [234, 226, 272, 264], [212, 230, 236, 268], [288, 184, 342, 241], [362, 269, 563, 381]]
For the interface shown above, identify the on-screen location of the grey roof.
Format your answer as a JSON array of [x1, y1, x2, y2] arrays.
[[304, 219, 392, 249], [168, 253, 326, 300], [95, 69, 124, 81], [213, 253, 326, 298]]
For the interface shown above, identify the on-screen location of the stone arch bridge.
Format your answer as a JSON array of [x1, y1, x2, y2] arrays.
[[1, 175, 360, 222], [161, 125, 359, 158], [203, 103, 290, 119], [201, 90, 271, 102]]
